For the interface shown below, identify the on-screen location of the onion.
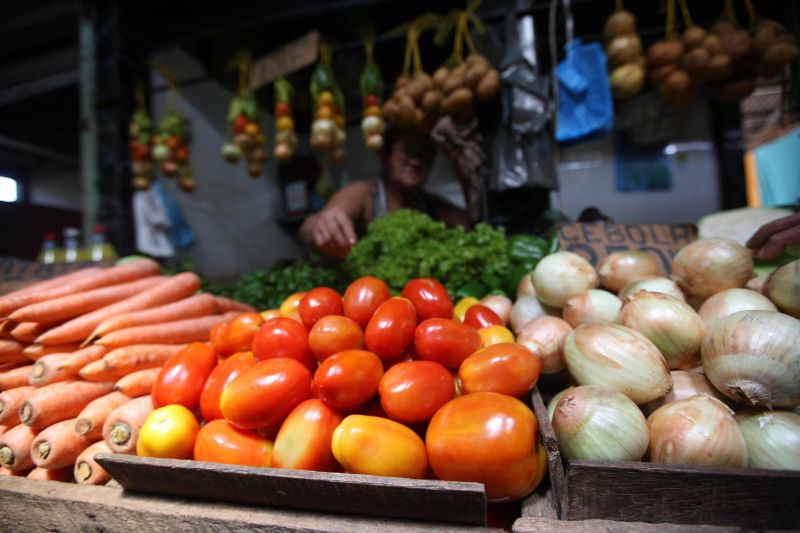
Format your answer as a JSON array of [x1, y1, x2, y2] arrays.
[[698, 288, 777, 326], [702, 310, 800, 408], [764, 260, 800, 317], [517, 316, 573, 374], [563, 290, 621, 327], [642, 370, 732, 416], [532, 252, 599, 309], [647, 395, 747, 467], [671, 239, 754, 300], [736, 409, 800, 470], [746, 275, 768, 293], [553, 385, 649, 461], [620, 292, 705, 370], [480, 294, 512, 326], [597, 251, 662, 293], [517, 274, 536, 298], [547, 386, 574, 421], [563, 323, 672, 404], [618, 276, 685, 301], [510, 295, 547, 333]]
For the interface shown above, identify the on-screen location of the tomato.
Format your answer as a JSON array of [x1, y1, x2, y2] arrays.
[[271, 399, 343, 471], [426, 392, 543, 502], [382, 347, 418, 370], [209, 321, 227, 346], [199, 352, 256, 422], [136, 404, 200, 459], [152, 343, 218, 410], [478, 325, 516, 347], [173, 145, 189, 163], [259, 309, 281, 321], [233, 114, 249, 134], [251, 317, 316, 373], [343, 276, 391, 329], [331, 415, 428, 478], [458, 342, 541, 398], [165, 135, 180, 149], [464, 305, 503, 329], [298, 287, 343, 329], [453, 296, 480, 322], [220, 358, 311, 430], [400, 278, 453, 321], [414, 318, 482, 369], [364, 93, 379, 107], [194, 419, 273, 467], [312, 350, 383, 410], [308, 315, 363, 362], [379, 360, 454, 424], [212, 312, 264, 357], [279, 292, 306, 322], [364, 297, 417, 358], [275, 102, 291, 118]]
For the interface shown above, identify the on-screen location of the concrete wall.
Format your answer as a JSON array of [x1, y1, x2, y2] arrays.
[[28, 164, 81, 210]]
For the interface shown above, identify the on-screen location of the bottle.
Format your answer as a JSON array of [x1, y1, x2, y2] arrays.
[[90, 224, 118, 262], [62, 227, 81, 263], [37, 231, 59, 264]]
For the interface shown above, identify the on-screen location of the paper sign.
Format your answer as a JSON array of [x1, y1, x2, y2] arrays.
[[556, 223, 697, 274], [250, 31, 319, 89]]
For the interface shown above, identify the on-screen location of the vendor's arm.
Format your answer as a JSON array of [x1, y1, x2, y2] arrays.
[[746, 213, 800, 260], [300, 180, 370, 259]]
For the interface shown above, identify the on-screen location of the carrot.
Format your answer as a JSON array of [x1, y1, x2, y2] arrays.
[[90, 292, 217, 341], [215, 296, 257, 313], [102, 395, 153, 454], [96, 314, 232, 350], [0, 425, 6, 437], [0, 267, 103, 316], [0, 339, 28, 363], [0, 365, 34, 391], [0, 260, 161, 319], [10, 322, 54, 343], [28, 353, 76, 387], [22, 343, 81, 361], [115, 368, 159, 398], [74, 440, 111, 485], [0, 466, 30, 476], [0, 320, 15, 338], [27, 465, 74, 482], [0, 424, 37, 470], [20, 380, 115, 430], [79, 344, 186, 382], [56, 345, 107, 374], [0, 386, 35, 426], [75, 391, 131, 440], [31, 418, 94, 469], [0, 362, 24, 373]]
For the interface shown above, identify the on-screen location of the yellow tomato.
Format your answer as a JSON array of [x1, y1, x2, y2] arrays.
[[244, 122, 260, 136], [364, 105, 382, 117], [260, 308, 281, 321], [279, 291, 306, 322], [453, 297, 480, 322], [276, 116, 295, 131], [318, 91, 335, 106], [316, 105, 333, 120], [478, 325, 515, 347], [136, 404, 200, 459]]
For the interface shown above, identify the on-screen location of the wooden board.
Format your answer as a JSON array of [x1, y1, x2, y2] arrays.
[[96, 453, 487, 526], [512, 516, 793, 533]]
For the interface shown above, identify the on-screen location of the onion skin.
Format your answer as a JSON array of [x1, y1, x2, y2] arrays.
[[671, 239, 754, 300], [547, 386, 574, 421], [532, 252, 599, 309], [698, 288, 777, 327], [735, 409, 800, 470], [619, 277, 685, 301], [517, 316, 573, 375], [510, 295, 548, 334], [702, 310, 800, 408], [517, 275, 536, 298], [564, 323, 672, 405], [764, 260, 799, 318], [480, 295, 512, 326], [647, 395, 748, 468], [562, 290, 622, 328], [597, 251, 662, 293], [642, 370, 732, 416]]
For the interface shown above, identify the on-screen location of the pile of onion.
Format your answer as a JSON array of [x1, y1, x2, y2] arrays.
[[597, 251, 662, 293], [517, 316, 573, 375], [671, 238, 754, 300], [532, 252, 598, 309], [562, 290, 622, 327], [642, 370, 732, 416], [698, 287, 777, 326], [764, 260, 799, 318], [510, 295, 550, 334], [618, 276, 685, 301], [735, 409, 800, 470]]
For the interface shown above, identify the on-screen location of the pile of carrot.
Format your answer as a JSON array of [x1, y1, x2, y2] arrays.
[[0, 259, 254, 484]]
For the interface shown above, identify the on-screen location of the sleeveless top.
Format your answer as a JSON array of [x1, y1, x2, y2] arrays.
[[367, 177, 430, 225]]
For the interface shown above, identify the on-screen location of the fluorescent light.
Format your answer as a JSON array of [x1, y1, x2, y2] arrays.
[[0, 176, 18, 202]]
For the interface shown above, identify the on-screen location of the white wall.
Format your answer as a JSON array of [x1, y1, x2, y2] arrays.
[[28, 164, 81, 210]]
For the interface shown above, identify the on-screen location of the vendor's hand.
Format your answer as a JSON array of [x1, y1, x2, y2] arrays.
[[307, 206, 357, 259], [746, 213, 800, 260]]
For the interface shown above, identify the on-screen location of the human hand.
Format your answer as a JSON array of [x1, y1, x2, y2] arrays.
[[746, 213, 800, 260], [307, 206, 357, 259]]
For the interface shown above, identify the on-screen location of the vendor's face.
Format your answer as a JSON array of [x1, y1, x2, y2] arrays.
[[386, 132, 436, 190]]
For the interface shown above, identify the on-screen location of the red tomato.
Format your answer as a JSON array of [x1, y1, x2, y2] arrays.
[[298, 287, 343, 329], [400, 278, 453, 321], [275, 102, 291, 118], [194, 419, 273, 467], [364, 298, 417, 358], [271, 399, 343, 471], [382, 347, 418, 370], [426, 392, 543, 502], [308, 315, 363, 362], [199, 352, 256, 422], [414, 318, 482, 369], [343, 276, 391, 329], [152, 343, 218, 410], [379, 360, 454, 424], [220, 358, 311, 430], [233, 114, 249, 134], [165, 135, 180, 149], [213, 312, 264, 357], [364, 94, 379, 107], [209, 321, 227, 346], [463, 305, 503, 329], [173, 145, 189, 163], [251, 317, 316, 373], [458, 342, 541, 398], [312, 349, 384, 410]]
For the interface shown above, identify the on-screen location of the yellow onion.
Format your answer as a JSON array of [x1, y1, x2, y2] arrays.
[[764, 260, 799, 317], [647, 395, 747, 467], [746, 275, 768, 293], [532, 252, 599, 309], [618, 276, 685, 301], [735, 409, 800, 470], [671, 239, 754, 300], [563, 289, 622, 328], [564, 323, 672, 404], [620, 292, 705, 370], [510, 295, 554, 333], [597, 251, 662, 293], [547, 386, 575, 421], [480, 294, 512, 326], [642, 370, 732, 416], [698, 288, 777, 326], [553, 385, 649, 461], [702, 310, 800, 408], [517, 316, 573, 374]]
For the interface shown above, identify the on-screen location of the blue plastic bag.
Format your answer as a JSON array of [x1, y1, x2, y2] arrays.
[[151, 182, 196, 251]]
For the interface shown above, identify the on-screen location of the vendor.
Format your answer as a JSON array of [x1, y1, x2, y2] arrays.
[[747, 212, 800, 260]]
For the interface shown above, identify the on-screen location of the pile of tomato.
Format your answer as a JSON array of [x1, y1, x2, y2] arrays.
[[138, 276, 547, 503]]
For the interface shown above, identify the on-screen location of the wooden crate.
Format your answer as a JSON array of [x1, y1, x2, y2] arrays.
[[528, 387, 800, 529]]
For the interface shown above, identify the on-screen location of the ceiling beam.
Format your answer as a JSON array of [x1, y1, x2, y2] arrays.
[[0, 69, 79, 107]]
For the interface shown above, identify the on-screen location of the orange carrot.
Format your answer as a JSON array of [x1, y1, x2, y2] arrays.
[[0, 365, 34, 391], [0, 267, 103, 316], [102, 396, 153, 454], [115, 368, 159, 398], [0, 362, 24, 373], [0, 466, 30, 476], [20, 380, 115, 430], [28, 353, 76, 387], [10, 322, 54, 343], [90, 292, 217, 341], [56, 345, 107, 374], [215, 296, 257, 313], [74, 440, 111, 485], [75, 391, 131, 440], [27, 465, 74, 482], [0, 320, 15, 338], [0, 425, 7, 438], [0, 339, 28, 363], [23, 343, 81, 361], [0, 424, 38, 470], [31, 418, 94, 470], [79, 344, 186, 382], [0, 386, 35, 426], [96, 314, 231, 349]]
